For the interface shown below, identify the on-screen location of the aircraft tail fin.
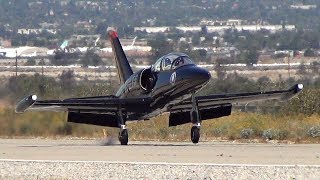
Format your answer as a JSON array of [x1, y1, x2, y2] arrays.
[[131, 36, 137, 47], [94, 37, 100, 47], [60, 40, 68, 50], [108, 29, 133, 84]]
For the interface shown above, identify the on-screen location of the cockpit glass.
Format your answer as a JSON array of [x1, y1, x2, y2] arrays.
[[153, 53, 194, 72], [162, 58, 172, 70], [171, 56, 193, 69]]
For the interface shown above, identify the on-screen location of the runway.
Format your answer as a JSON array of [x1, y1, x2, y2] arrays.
[[0, 138, 319, 165], [1, 139, 319, 179]]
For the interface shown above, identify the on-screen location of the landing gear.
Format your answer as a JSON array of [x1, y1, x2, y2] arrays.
[[191, 125, 200, 143], [190, 92, 201, 144], [117, 108, 128, 145], [119, 127, 128, 145]]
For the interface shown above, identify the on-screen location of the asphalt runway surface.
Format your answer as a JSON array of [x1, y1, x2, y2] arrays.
[[0, 138, 319, 165], [1, 138, 319, 179]]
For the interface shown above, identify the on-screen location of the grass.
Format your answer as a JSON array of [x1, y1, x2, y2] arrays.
[[0, 107, 319, 143]]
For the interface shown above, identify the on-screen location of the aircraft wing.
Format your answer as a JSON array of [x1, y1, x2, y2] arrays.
[[15, 95, 151, 114], [169, 84, 303, 112]]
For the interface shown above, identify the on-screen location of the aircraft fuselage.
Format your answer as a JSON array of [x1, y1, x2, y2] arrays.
[[115, 61, 211, 120]]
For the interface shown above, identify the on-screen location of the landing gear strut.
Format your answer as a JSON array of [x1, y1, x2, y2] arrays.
[[117, 108, 128, 145], [190, 92, 201, 144]]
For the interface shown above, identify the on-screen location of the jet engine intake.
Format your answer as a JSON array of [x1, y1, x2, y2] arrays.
[[139, 68, 156, 91]]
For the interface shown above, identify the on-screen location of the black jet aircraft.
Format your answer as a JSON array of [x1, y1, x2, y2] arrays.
[[16, 30, 303, 145]]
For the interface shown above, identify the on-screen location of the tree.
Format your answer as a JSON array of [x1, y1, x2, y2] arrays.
[[59, 70, 76, 91], [25, 58, 36, 66], [304, 48, 316, 57], [237, 48, 260, 66], [191, 34, 200, 46], [189, 49, 207, 63], [257, 76, 271, 91], [298, 62, 307, 75], [200, 26, 207, 36], [51, 52, 79, 65], [95, 22, 108, 36], [147, 34, 174, 60], [214, 59, 226, 80], [311, 61, 320, 74], [80, 50, 104, 67], [246, 48, 260, 66]]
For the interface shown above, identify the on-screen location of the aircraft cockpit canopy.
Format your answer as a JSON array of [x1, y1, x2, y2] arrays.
[[152, 53, 194, 72]]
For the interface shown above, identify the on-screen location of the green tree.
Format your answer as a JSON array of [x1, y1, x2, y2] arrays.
[[147, 34, 174, 60], [238, 48, 260, 66], [191, 34, 200, 46], [59, 70, 76, 92], [311, 61, 320, 74], [25, 58, 36, 66], [80, 50, 105, 67], [214, 59, 226, 80], [304, 48, 316, 57]]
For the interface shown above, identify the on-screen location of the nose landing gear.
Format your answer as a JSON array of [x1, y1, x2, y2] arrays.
[[117, 108, 128, 145], [190, 93, 201, 144]]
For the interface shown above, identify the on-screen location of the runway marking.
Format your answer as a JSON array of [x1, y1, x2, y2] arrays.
[[0, 159, 320, 167]]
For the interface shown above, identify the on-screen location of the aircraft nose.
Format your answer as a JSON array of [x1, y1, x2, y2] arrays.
[[198, 67, 211, 83], [178, 66, 211, 86]]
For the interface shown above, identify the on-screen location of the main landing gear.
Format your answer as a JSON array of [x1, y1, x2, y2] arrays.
[[118, 109, 128, 145], [190, 92, 201, 144], [119, 125, 128, 145]]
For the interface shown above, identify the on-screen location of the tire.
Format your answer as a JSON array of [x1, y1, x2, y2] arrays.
[[119, 129, 128, 145], [191, 126, 200, 144]]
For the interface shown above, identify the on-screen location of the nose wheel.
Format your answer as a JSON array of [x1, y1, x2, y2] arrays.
[[190, 92, 201, 144]]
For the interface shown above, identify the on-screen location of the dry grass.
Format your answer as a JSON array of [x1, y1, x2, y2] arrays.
[[0, 108, 319, 143]]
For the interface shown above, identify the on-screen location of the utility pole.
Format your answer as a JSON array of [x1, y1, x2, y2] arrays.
[[41, 58, 44, 77], [15, 50, 18, 77], [39, 58, 45, 96]]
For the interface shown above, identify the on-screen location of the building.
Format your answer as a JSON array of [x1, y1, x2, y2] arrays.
[[17, 29, 57, 35], [290, 4, 317, 10]]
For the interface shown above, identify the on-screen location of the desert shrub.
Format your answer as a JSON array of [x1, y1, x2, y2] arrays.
[[307, 126, 320, 138], [262, 129, 279, 140], [278, 130, 289, 140], [211, 128, 222, 136], [240, 128, 254, 139], [25, 58, 36, 66], [19, 123, 32, 135], [159, 127, 169, 139], [56, 122, 72, 135]]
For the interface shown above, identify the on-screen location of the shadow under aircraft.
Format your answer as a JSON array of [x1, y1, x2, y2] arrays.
[[16, 29, 303, 145]]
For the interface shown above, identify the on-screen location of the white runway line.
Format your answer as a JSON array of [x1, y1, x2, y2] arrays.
[[1, 159, 320, 167]]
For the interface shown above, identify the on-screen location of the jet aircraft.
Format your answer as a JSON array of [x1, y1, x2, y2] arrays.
[[16, 30, 303, 145]]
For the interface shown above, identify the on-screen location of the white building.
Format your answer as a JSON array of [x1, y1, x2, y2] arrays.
[[17, 29, 57, 35], [290, 4, 317, 10], [135, 24, 295, 34]]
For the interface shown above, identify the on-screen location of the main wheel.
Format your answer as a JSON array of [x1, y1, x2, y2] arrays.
[[191, 126, 200, 144], [119, 129, 128, 145]]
